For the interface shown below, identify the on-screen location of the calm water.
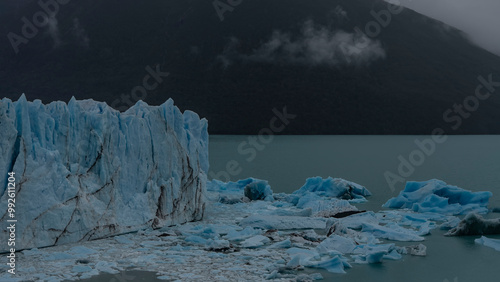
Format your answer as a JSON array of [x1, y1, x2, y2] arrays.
[[209, 135, 500, 282], [90, 135, 500, 281]]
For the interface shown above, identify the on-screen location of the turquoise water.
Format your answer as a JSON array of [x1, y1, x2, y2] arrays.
[[88, 135, 500, 281]]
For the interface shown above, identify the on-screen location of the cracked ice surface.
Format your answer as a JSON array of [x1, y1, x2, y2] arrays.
[[0, 177, 472, 282], [0, 96, 208, 251]]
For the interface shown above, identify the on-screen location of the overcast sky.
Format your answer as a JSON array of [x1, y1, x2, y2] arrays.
[[395, 0, 500, 56]]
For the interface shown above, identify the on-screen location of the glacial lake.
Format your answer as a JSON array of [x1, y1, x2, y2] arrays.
[[88, 135, 500, 282], [209, 135, 500, 282]]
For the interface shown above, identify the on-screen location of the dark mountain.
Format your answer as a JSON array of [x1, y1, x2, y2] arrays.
[[1, 0, 500, 134]]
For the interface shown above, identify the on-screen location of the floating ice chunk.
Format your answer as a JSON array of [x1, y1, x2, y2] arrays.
[[296, 273, 324, 281], [95, 261, 119, 274], [184, 235, 208, 245], [335, 211, 379, 230], [244, 181, 274, 201], [268, 239, 292, 249], [240, 235, 271, 248], [352, 243, 402, 262], [266, 270, 281, 280], [224, 226, 262, 241], [440, 216, 461, 230], [475, 236, 500, 251], [417, 221, 433, 236], [297, 193, 358, 216], [361, 222, 424, 241], [271, 208, 313, 217], [352, 250, 386, 264], [286, 247, 319, 256], [140, 240, 168, 247], [384, 249, 403, 260], [207, 178, 273, 201], [445, 213, 500, 236], [317, 235, 356, 254], [383, 180, 492, 215], [325, 219, 379, 245], [72, 265, 93, 273], [352, 243, 394, 255], [287, 254, 312, 269], [239, 215, 327, 230], [402, 244, 427, 256], [304, 256, 350, 274], [293, 177, 371, 200], [205, 237, 231, 251]]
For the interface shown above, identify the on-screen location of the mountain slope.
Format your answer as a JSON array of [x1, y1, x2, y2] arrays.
[[1, 0, 500, 134]]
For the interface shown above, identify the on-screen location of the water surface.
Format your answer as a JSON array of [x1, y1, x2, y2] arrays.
[[90, 135, 500, 281]]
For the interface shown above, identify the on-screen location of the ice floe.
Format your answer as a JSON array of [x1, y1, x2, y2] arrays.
[[1, 176, 494, 281], [383, 179, 492, 215], [474, 236, 500, 251]]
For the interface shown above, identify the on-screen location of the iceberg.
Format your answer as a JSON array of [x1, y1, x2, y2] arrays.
[[361, 222, 425, 242], [402, 244, 427, 256], [293, 177, 371, 200], [240, 235, 271, 248], [445, 213, 500, 236], [474, 236, 500, 251], [0, 95, 208, 251], [207, 178, 273, 202], [316, 234, 356, 254], [383, 179, 492, 215]]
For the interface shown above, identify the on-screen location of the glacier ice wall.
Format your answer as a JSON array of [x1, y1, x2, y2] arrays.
[[0, 95, 208, 251]]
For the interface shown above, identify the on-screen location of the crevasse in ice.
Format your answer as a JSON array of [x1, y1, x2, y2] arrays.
[[0, 95, 208, 251]]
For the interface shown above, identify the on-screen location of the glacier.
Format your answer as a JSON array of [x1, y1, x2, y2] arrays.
[[0, 95, 208, 252], [383, 179, 492, 215]]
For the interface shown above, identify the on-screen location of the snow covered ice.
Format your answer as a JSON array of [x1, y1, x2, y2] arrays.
[[0, 95, 208, 251]]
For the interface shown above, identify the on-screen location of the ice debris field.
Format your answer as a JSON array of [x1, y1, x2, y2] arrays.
[[1, 177, 499, 282]]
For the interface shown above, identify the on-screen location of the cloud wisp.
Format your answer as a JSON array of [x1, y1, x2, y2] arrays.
[[218, 20, 386, 68], [72, 18, 90, 48]]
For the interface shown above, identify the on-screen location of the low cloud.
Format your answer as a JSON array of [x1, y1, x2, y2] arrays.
[[218, 20, 386, 68], [46, 16, 61, 48], [72, 18, 90, 48], [396, 0, 500, 56]]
